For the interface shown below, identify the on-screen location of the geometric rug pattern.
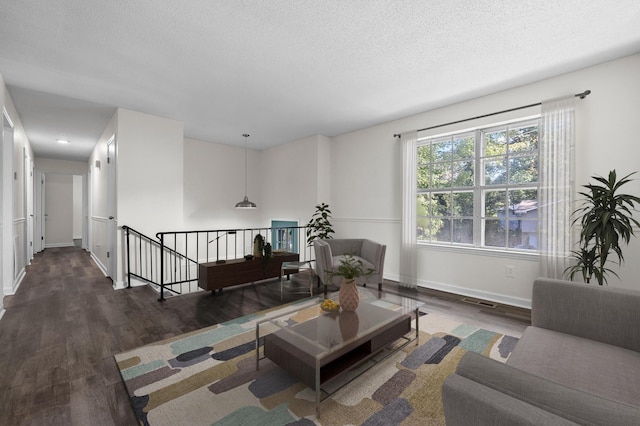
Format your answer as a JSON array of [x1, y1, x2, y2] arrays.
[[115, 297, 519, 425]]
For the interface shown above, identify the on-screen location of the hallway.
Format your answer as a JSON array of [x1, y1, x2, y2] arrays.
[[0, 247, 311, 425]]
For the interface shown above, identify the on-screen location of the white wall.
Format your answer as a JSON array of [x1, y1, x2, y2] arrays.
[[331, 53, 640, 307], [260, 135, 327, 225], [89, 113, 115, 273], [117, 109, 184, 236], [2, 77, 34, 298], [1, 74, 7, 310], [183, 137, 260, 230], [90, 108, 185, 287]]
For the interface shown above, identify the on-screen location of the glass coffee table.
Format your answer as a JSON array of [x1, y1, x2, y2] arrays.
[[255, 289, 422, 417]]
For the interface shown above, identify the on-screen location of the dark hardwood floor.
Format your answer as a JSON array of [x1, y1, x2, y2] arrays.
[[0, 247, 530, 425]]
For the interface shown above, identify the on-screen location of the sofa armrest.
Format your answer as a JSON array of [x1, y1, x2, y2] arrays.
[[442, 374, 578, 426], [532, 278, 640, 352], [451, 351, 640, 426], [313, 240, 332, 286], [361, 239, 386, 279]]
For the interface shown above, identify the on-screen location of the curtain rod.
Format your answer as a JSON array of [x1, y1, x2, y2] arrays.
[[393, 89, 591, 138]]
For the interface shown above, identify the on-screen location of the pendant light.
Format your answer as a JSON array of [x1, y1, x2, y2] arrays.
[[235, 133, 257, 209]]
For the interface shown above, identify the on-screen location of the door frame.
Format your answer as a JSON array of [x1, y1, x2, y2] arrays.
[[106, 135, 116, 280]]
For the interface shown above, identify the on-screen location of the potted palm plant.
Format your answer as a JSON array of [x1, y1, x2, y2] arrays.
[[565, 170, 640, 285]]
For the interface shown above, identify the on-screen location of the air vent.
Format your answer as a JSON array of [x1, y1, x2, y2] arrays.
[[461, 297, 498, 309]]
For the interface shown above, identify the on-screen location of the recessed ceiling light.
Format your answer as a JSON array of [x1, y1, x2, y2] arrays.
[[57, 139, 70, 144]]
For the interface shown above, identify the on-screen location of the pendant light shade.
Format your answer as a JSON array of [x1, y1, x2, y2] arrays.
[[235, 133, 257, 209]]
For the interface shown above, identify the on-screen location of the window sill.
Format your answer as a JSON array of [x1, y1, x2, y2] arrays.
[[417, 242, 539, 261]]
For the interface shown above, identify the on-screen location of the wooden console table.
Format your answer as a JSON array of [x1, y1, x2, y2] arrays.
[[198, 252, 299, 292]]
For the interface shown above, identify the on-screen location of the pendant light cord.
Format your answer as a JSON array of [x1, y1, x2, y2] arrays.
[[243, 133, 249, 197]]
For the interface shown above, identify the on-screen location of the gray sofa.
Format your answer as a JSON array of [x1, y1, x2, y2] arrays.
[[442, 278, 640, 426], [313, 238, 386, 291]]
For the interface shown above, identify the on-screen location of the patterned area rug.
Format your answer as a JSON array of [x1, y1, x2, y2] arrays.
[[115, 297, 520, 425]]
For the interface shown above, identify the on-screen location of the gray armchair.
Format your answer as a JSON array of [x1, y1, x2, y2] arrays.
[[313, 238, 386, 292]]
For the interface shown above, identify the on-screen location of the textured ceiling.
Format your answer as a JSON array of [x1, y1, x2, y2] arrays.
[[1, 1, 640, 160]]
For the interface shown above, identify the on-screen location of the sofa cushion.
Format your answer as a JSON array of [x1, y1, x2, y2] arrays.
[[330, 255, 375, 274], [532, 279, 640, 352], [456, 351, 640, 426], [508, 326, 640, 407], [326, 239, 363, 256], [442, 373, 580, 426]]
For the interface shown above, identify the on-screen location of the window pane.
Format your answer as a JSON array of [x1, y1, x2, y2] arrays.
[[483, 158, 507, 185], [453, 135, 474, 160], [506, 190, 538, 250], [433, 218, 451, 242], [484, 130, 507, 155], [417, 144, 431, 161], [453, 191, 474, 216], [453, 219, 473, 244], [417, 217, 430, 241], [508, 189, 538, 212], [432, 162, 452, 188], [417, 164, 430, 189], [509, 156, 538, 184], [432, 139, 452, 162], [509, 125, 538, 153], [453, 161, 474, 187], [484, 219, 506, 247], [509, 220, 538, 250], [432, 192, 451, 217], [417, 194, 431, 217], [484, 190, 506, 218]]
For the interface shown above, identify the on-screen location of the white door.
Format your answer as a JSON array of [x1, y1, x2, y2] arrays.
[[2, 122, 14, 293], [25, 154, 34, 262], [106, 136, 116, 279], [39, 172, 46, 251]]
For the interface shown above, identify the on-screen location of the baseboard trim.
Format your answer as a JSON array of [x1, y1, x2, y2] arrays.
[[128, 277, 150, 288], [113, 280, 127, 290], [420, 279, 531, 309], [3, 268, 25, 296], [384, 272, 531, 309], [90, 253, 108, 277], [44, 242, 75, 248]]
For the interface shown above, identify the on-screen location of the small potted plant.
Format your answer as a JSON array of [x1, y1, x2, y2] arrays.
[[327, 254, 374, 311], [306, 203, 335, 246]]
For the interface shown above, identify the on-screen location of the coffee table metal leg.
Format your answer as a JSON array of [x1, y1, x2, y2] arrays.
[[415, 307, 419, 343], [315, 358, 321, 418], [255, 323, 260, 370]]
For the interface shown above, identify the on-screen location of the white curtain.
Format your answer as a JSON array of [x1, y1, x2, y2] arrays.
[[539, 96, 575, 279], [400, 131, 418, 288]]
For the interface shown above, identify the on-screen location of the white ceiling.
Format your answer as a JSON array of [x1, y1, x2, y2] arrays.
[[1, 1, 640, 161]]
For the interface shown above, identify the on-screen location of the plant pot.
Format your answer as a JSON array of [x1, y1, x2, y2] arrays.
[[253, 240, 262, 258], [339, 278, 359, 311]]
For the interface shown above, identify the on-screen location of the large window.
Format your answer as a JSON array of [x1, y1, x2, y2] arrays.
[[417, 118, 540, 251]]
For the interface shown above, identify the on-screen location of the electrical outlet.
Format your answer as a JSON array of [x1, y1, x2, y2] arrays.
[[505, 265, 516, 278]]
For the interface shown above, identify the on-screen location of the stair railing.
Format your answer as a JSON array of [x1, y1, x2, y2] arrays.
[[123, 225, 314, 301]]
